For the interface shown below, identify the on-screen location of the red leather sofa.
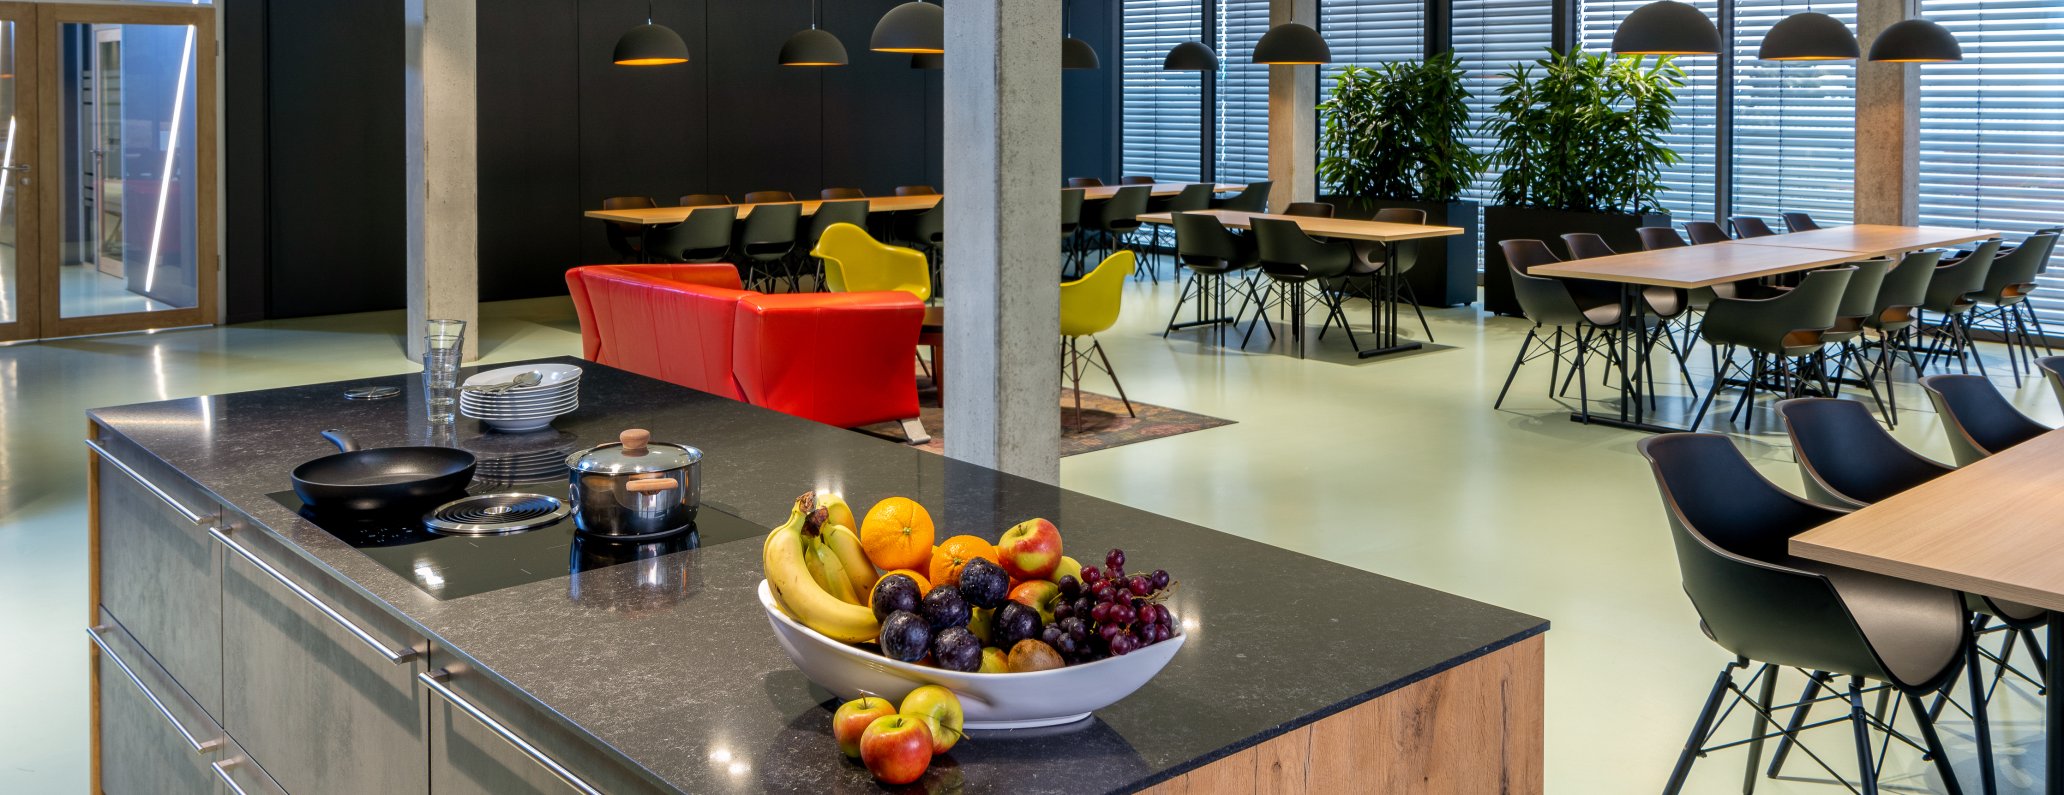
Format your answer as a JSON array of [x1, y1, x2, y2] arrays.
[[565, 264, 928, 440]]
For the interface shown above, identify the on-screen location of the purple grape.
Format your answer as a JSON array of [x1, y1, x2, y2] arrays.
[[1089, 582, 1113, 602], [1058, 575, 1081, 598], [1090, 602, 1113, 623], [1105, 549, 1126, 569], [1128, 575, 1152, 596], [1142, 605, 1165, 625], [1110, 604, 1135, 625], [1110, 633, 1137, 656], [1081, 567, 1103, 585], [1056, 634, 1079, 655], [1151, 569, 1171, 590], [1054, 602, 1075, 621], [1059, 617, 1088, 638], [1099, 622, 1125, 642], [1041, 624, 1067, 648]]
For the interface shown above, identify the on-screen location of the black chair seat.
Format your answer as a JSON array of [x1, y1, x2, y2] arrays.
[[1971, 594, 2048, 628], [1788, 557, 1966, 689]]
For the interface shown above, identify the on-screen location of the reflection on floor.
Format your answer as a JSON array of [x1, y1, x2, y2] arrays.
[[0, 244, 14, 324], [0, 281, 2053, 793], [59, 262, 176, 318]]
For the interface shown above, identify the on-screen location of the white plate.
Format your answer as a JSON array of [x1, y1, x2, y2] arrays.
[[759, 580, 1183, 729], [461, 385, 580, 406], [464, 363, 583, 390], [461, 399, 579, 419], [481, 416, 562, 432], [461, 397, 579, 414]]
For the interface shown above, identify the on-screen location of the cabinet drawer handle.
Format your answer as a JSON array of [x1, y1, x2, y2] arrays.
[[211, 759, 253, 795], [85, 439, 216, 525], [85, 624, 225, 755], [419, 670, 603, 795], [209, 525, 419, 664]]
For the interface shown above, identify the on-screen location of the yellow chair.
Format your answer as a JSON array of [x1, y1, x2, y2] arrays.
[[1060, 250, 1136, 420], [811, 222, 932, 303]]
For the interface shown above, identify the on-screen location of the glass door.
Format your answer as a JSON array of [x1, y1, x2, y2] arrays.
[[0, 4, 36, 343]]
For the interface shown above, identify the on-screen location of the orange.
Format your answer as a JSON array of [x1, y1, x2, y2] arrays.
[[930, 535, 998, 589], [875, 568, 933, 597], [860, 497, 935, 572]]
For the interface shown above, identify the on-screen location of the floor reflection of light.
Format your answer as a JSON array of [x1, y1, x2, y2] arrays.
[[708, 748, 732, 763], [150, 344, 168, 402], [142, 24, 195, 295], [728, 761, 749, 776]]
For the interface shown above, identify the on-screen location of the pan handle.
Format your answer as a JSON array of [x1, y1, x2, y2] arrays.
[[319, 430, 361, 453]]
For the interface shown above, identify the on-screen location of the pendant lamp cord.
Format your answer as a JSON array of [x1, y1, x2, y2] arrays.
[[646, 0, 654, 25]]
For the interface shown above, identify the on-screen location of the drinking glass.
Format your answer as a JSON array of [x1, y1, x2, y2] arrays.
[[425, 318, 468, 342], [422, 334, 463, 423]]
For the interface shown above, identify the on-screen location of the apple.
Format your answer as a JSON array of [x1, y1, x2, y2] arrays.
[[1052, 555, 1083, 584], [966, 606, 996, 645], [859, 714, 933, 785], [996, 518, 1063, 580], [899, 685, 965, 754], [1009, 580, 1062, 625], [832, 697, 897, 759], [978, 647, 1008, 673]]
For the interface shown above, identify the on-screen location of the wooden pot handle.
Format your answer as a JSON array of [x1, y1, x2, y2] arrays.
[[620, 428, 651, 453], [625, 478, 679, 493]]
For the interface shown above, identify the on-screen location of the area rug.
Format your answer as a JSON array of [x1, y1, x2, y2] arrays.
[[857, 388, 1234, 456]]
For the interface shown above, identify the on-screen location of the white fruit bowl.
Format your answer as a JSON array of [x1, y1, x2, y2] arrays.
[[758, 580, 1183, 729]]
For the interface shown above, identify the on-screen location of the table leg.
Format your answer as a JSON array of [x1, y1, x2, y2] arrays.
[[1568, 286, 1686, 433], [2048, 618, 2060, 793], [1354, 242, 1423, 360]]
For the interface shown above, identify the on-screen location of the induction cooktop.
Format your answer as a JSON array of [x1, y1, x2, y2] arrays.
[[271, 482, 766, 600]]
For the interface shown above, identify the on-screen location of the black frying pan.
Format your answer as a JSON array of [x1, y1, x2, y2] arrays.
[[292, 430, 476, 512]]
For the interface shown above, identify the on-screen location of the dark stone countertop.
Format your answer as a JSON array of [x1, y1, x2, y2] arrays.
[[89, 357, 1547, 794]]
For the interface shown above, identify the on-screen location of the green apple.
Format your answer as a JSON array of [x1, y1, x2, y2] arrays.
[[966, 606, 996, 645], [1053, 555, 1083, 584], [899, 685, 965, 754], [978, 647, 1008, 673]]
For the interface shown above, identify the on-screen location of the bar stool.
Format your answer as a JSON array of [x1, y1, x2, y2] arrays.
[[601, 196, 658, 261]]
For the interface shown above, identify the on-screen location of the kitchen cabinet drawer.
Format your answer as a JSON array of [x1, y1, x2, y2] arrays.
[[423, 648, 667, 795], [211, 736, 291, 795], [90, 432, 224, 722], [218, 515, 430, 795], [90, 612, 227, 795]]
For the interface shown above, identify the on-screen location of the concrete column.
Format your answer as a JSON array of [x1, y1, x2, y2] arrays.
[[1267, 0, 1319, 210], [403, 0, 479, 361], [943, 0, 1064, 484], [1854, 0, 1919, 225]]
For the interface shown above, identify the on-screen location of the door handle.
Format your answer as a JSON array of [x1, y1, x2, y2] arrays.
[[86, 624, 226, 755], [85, 438, 216, 525], [419, 670, 602, 795], [0, 164, 29, 172]]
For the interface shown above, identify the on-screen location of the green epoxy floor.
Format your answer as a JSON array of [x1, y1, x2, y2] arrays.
[[1, 280, 2052, 793]]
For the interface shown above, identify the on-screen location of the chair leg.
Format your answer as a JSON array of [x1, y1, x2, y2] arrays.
[[1089, 337, 1134, 418], [1496, 328, 1540, 410], [1743, 665, 1780, 795], [1665, 661, 1742, 795], [1966, 637, 2000, 795], [1765, 670, 1831, 779], [1846, 678, 1880, 795], [1905, 692, 1968, 795], [1163, 272, 1199, 338]]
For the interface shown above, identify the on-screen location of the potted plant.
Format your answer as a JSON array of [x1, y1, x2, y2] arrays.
[[1318, 52, 1483, 307], [1479, 47, 1684, 316]]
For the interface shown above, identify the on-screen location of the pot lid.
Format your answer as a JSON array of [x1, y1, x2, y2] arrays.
[[567, 429, 702, 474]]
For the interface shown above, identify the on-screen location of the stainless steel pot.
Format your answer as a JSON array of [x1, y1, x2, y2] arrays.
[[565, 429, 702, 539]]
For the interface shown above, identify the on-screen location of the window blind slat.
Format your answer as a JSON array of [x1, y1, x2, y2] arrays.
[[1215, 0, 1273, 185], [1123, 0, 1206, 182]]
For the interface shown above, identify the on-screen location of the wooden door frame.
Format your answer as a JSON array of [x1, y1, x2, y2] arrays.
[[34, 2, 215, 339], [0, 2, 40, 343]]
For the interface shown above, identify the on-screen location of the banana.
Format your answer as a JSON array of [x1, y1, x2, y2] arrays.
[[816, 491, 859, 537], [821, 523, 879, 600], [810, 535, 864, 606], [763, 492, 880, 643]]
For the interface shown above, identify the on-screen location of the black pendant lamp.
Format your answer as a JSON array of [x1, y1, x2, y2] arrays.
[[872, 0, 944, 54], [1062, 0, 1099, 70], [1868, 18, 1962, 62], [614, 1, 689, 66], [780, 0, 848, 66], [1612, 1, 1722, 56], [911, 52, 943, 70], [1163, 41, 1220, 71], [1759, 11, 1859, 60], [1252, 22, 1331, 65]]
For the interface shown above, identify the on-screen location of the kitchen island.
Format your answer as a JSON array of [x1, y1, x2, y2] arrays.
[[85, 357, 1547, 794]]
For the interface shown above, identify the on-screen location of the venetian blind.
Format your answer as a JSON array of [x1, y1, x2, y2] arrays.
[[1214, 0, 1274, 186], [1122, 0, 1207, 182], [1730, 0, 1858, 227], [1578, 0, 1722, 222], [1452, 0, 1555, 208]]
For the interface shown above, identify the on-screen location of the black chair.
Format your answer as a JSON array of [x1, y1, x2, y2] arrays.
[[894, 200, 946, 296], [1283, 202, 1334, 218], [1966, 232, 2059, 385], [1213, 181, 1271, 213], [1920, 373, 2050, 466], [646, 205, 737, 264], [1781, 212, 1822, 232], [2040, 355, 2064, 414], [1119, 175, 1158, 185], [894, 185, 938, 197], [1082, 185, 1150, 270], [1857, 250, 1945, 426], [1168, 212, 1264, 344], [1350, 207, 1436, 341], [1729, 216, 1779, 239], [1637, 433, 1978, 795], [820, 187, 866, 200], [601, 196, 658, 260], [1253, 217, 1361, 358], [1066, 177, 1105, 188], [1638, 226, 1689, 250], [1494, 243, 1626, 414], [1819, 258, 1893, 423], [1685, 221, 1732, 245], [1563, 232, 1693, 373], [1138, 184, 1217, 279], [803, 200, 873, 291], [744, 190, 796, 204], [739, 203, 804, 290], [1060, 188, 1086, 274], [1693, 267, 1856, 430], [1776, 398, 1952, 510], [678, 193, 731, 207], [1916, 239, 2002, 377]]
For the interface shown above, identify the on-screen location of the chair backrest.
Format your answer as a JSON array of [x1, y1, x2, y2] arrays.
[[1373, 208, 1427, 225], [1120, 176, 1159, 185], [1637, 226, 1689, 250], [907, 200, 945, 244], [1684, 221, 1732, 245], [1216, 181, 1271, 213], [807, 200, 872, 247], [1284, 202, 1335, 218], [895, 185, 939, 196], [1788, 266, 1857, 334], [603, 196, 657, 212], [1060, 189, 1085, 232], [743, 190, 796, 204], [1832, 257, 1891, 322], [1368, 208, 1427, 272], [2039, 356, 2064, 415], [678, 194, 732, 207], [1093, 186, 1151, 231], [1781, 212, 1821, 232], [1978, 232, 2057, 299], [1729, 216, 1778, 238], [1173, 212, 1258, 271], [1060, 251, 1136, 337], [1776, 398, 1952, 509], [810, 223, 931, 302], [820, 187, 866, 200], [1505, 255, 1587, 327], [601, 196, 658, 249], [1636, 434, 1894, 679], [1066, 177, 1105, 188], [648, 205, 738, 262], [1254, 217, 1351, 279], [1870, 250, 1945, 320], [1560, 233, 1617, 260], [1166, 183, 1216, 213], [741, 202, 802, 247], [1923, 238, 2001, 311], [1921, 374, 2052, 466], [1498, 239, 1561, 272]]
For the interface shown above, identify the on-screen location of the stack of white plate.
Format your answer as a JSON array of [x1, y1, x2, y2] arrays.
[[460, 363, 583, 432]]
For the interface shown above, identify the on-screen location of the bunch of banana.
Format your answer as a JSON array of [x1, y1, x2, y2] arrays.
[[764, 492, 881, 644]]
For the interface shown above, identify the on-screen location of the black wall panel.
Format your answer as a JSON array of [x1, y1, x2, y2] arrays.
[[479, 0, 582, 301], [821, 0, 933, 197], [704, 0, 822, 200], [576, 0, 712, 268]]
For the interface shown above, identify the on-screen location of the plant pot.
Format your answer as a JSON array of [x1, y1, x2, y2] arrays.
[[1482, 205, 1671, 317], [1322, 196, 1480, 307]]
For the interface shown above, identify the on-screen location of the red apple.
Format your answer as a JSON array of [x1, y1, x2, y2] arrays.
[[899, 685, 966, 754], [996, 518, 1063, 580], [832, 697, 896, 759], [859, 714, 933, 785], [1009, 580, 1062, 625]]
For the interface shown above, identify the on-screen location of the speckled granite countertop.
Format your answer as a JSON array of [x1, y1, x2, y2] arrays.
[[89, 357, 1546, 794]]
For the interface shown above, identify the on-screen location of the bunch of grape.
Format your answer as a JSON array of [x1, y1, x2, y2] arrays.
[[1045, 548, 1177, 663]]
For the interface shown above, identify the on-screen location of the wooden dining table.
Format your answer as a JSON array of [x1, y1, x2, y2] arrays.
[[1527, 225, 2000, 433], [1134, 209, 1465, 358], [1791, 428, 2064, 793], [583, 183, 1247, 226]]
